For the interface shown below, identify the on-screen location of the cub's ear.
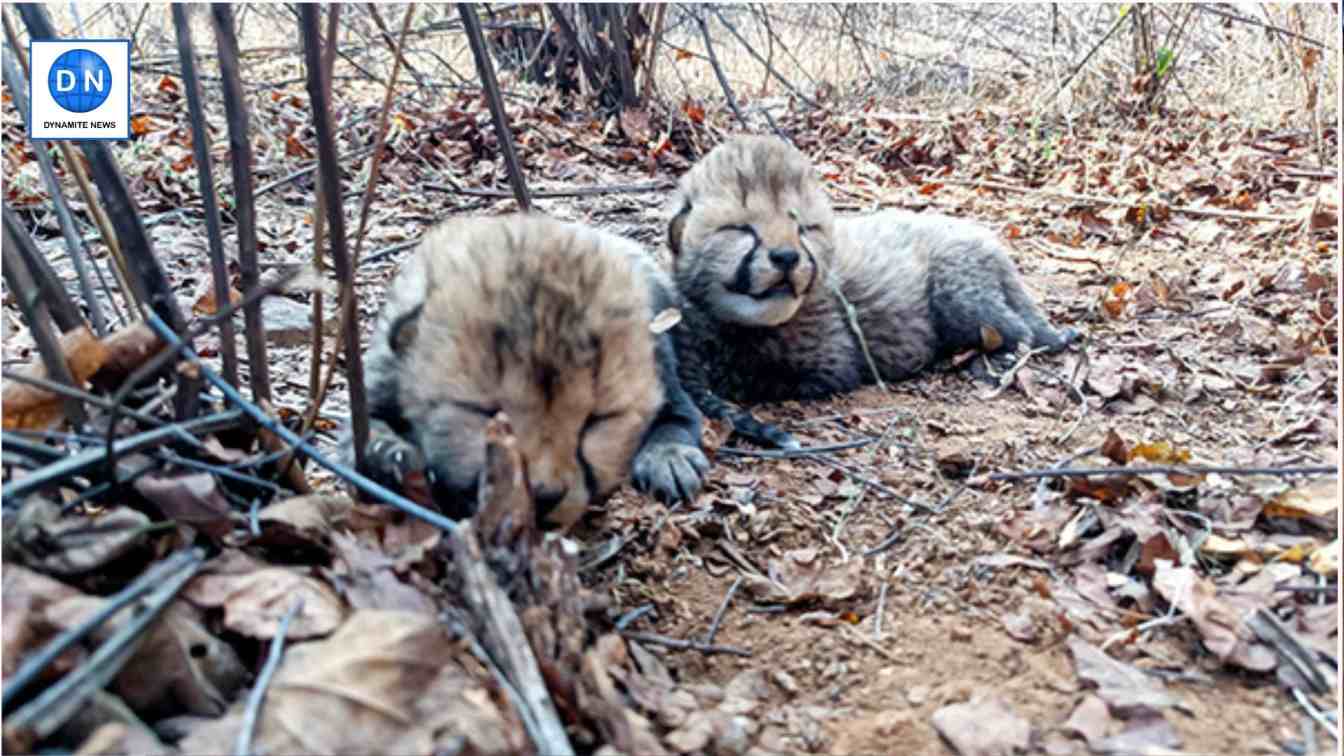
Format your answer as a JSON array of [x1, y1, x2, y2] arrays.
[[388, 303, 423, 355], [667, 202, 691, 257]]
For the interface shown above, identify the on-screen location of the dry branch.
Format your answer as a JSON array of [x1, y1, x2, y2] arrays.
[[458, 3, 532, 212]]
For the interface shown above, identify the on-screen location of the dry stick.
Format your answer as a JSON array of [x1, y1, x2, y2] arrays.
[[18, 4, 198, 418], [796, 214, 886, 392], [1195, 3, 1326, 48], [1, 213, 87, 428], [696, 11, 749, 131], [639, 2, 667, 102], [235, 597, 304, 756], [716, 437, 876, 460], [3, 550, 205, 741], [364, 3, 433, 94], [1043, 7, 1129, 109], [0, 549, 202, 708], [458, 3, 532, 212], [874, 581, 888, 639], [305, 3, 341, 404], [621, 631, 752, 658], [948, 178, 1300, 224], [174, 4, 239, 389], [297, 3, 415, 460], [710, 7, 819, 108], [0, 52, 108, 334], [212, 3, 271, 405], [606, 4, 636, 106], [989, 463, 1336, 482], [704, 576, 743, 645], [426, 179, 673, 199], [142, 312, 460, 531], [301, 4, 371, 472], [3, 203, 85, 333], [1, 10, 138, 314]]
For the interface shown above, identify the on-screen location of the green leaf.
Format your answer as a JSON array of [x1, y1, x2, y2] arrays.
[[1155, 47, 1174, 77]]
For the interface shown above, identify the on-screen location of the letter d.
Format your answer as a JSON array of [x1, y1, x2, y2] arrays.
[[55, 69, 75, 92]]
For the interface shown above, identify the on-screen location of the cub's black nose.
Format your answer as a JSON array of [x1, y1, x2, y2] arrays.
[[768, 248, 801, 272], [533, 487, 568, 519]]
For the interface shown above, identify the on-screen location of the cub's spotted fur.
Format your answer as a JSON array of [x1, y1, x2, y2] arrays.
[[668, 135, 1078, 446], [356, 214, 708, 530]]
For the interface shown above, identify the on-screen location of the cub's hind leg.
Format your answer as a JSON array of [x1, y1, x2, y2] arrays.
[[1000, 272, 1080, 353]]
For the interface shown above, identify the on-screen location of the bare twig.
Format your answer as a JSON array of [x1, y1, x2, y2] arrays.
[[458, 3, 532, 211], [948, 178, 1301, 223], [696, 10, 749, 130], [235, 598, 305, 756], [1194, 3, 1325, 48], [301, 3, 371, 470], [1, 212, 87, 428], [989, 464, 1337, 482], [704, 576, 743, 645], [621, 631, 752, 657], [4, 550, 205, 741], [716, 437, 876, 459], [426, 179, 673, 199], [0, 549, 203, 708], [141, 313, 460, 532], [211, 3, 271, 404], [174, 4, 239, 388], [710, 7, 818, 108], [0, 51, 108, 334], [874, 581, 889, 638]]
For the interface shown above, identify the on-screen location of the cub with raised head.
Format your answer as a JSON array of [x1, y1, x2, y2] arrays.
[[356, 214, 708, 530], [668, 135, 1078, 446]]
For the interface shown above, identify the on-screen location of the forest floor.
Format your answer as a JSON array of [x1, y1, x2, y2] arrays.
[[4, 50, 1340, 755]]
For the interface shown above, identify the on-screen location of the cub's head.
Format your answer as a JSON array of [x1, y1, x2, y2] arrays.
[[382, 215, 664, 530], [667, 135, 836, 327]]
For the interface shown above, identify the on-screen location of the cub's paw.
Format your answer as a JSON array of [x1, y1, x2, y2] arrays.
[[1040, 326, 1082, 353], [632, 442, 710, 503], [728, 410, 800, 450], [363, 433, 434, 506], [966, 351, 1019, 386]]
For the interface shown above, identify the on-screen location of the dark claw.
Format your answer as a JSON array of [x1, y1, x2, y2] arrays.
[[632, 442, 709, 503]]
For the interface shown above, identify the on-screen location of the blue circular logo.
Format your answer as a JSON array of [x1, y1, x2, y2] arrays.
[[48, 49, 112, 113]]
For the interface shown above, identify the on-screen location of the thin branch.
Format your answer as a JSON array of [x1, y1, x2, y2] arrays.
[[621, 631, 752, 657], [211, 3, 271, 403], [141, 313, 460, 532], [988, 464, 1337, 482], [235, 598, 304, 756], [301, 3, 371, 470], [710, 7, 818, 108], [174, 4, 239, 388], [696, 10, 749, 130], [704, 576, 743, 645], [716, 437, 877, 459], [458, 3, 532, 211]]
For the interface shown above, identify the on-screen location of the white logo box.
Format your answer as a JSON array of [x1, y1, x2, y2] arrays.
[[29, 39, 131, 141]]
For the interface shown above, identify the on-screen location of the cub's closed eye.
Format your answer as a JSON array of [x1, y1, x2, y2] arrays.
[[800, 224, 823, 234], [718, 224, 758, 238], [450, 400, 500, 417]]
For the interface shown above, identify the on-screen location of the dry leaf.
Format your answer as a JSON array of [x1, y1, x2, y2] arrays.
[[930, 694, 1030, 755], [744, 557, 864, 606], [182, 553, 345, 640], [133, 472, 234, 537], [1151, 562, 1276, 671], [1264, 479, 1337, 519], [979, 323, 1003, 352], [1067, 635, 1179, 712], [2, 326, 110, 431]]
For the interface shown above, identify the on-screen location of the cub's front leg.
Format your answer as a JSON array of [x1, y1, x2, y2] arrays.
[[631, 331, 711, 502]]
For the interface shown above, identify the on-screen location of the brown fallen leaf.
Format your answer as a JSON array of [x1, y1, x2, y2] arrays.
[[1, 326, 110, 431], [744, 557, 865, 607], [929, 694, 1031, 756], [178, 610, 527, 756], [979, 323, 1003, 352], [45, 597, 247, 719], [133, 472, 234, 537], [181, 552, 345, 640], [6, 499, 154, 576], [2, 565, 86, 680], [1067, 635, 1179, 712], [1063, 693, 1118, 751], [1151, 562, 1276, 671], [1100, 429, 1129, 464], [1264, 479, 1337, 519], [326, 531, 440, 614]]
